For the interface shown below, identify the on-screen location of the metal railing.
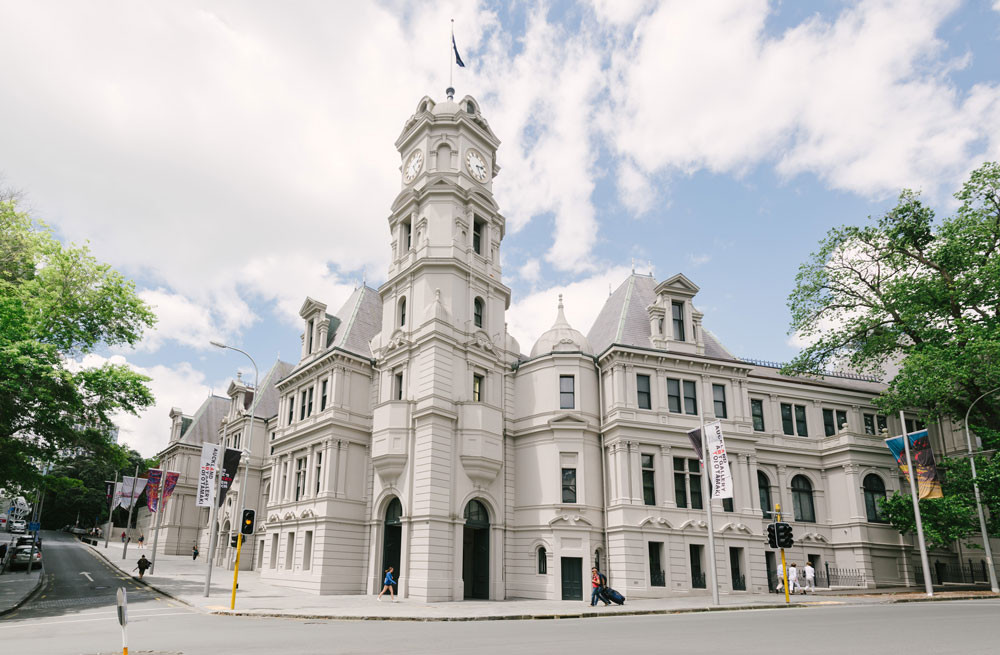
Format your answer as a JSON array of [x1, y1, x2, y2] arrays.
[[915, 559, 997, 586], [692, 572, 706, 589], [739, 357, 880, 383]]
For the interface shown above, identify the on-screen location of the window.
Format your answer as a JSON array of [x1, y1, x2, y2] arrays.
[[315, 452, 322, 495], [285, 532, 295, 570], [781, 403, 808, 436], [467, 100, 476, 114], [561, 468, 577, 503], [402, 219, 412, 252], [649, 542, 665, 587], [673, 457, 702, 509], [473, 218, 484, 255], [905, 418, 926, 434], [306, 387, 314, 418], [393, 372, 404, 401], [538, 547, 547, 574], [683, 381, 698, 415], [751, 399, 765, 431], [713, 384, 727, 419], [667, 378, 698, 415], [823, 409, 848, 436], [303, 530, 313, 570], [559, 375, 575, 410], [667, 379, 681, 413], [472, 374, 483, 402], [294, 457, 306, 501], [473, 297, 484, 328], [864, 413, 889, 435], [758, 471, 773, 518], [287, 396, 295, 425], [300, 390, 308, 420], [791, 475, 815, 523], [637, 374, 651, 409], [863, 474, 887, 523], [398, 297, 406, 327], [641, 454, 656, 506], [672, 301, 685, 341], [320, 380, 328, 411], [307, 319, 314, 353], [723, 465, 734, 512]]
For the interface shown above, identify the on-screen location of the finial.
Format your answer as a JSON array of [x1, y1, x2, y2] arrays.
[[236, 372, 242, 382], [446, 86, 455, 101], [558, 293, 564, 309], [609, 283, 612, 297], [631, 257, 635, 274], [362, 267, 366, 288]]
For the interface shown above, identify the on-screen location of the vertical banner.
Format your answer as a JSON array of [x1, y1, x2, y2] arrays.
[[105, 481, 116, 499], [686, 421, 734, 499], [197, 444, 221, 507], [118, 477, 148, 510], [885, 430, 943, 499], [146, 469, 163, 512], [217, 449, 243, 508], [113, 482, 123, 509], [162, 471, 180, 502]]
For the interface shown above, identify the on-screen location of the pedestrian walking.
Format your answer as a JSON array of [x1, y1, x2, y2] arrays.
[[788, 562, 802, 594], [590, 567, 609, 606], [192, 544, 200, 560], [133, 555, 151, 579], [121, 531, 126, 543], [377, 567, 396, 601], [804, 562, 816, 593], [137, 533, 145, 549]]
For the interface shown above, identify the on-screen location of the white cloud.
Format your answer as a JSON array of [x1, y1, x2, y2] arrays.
[[517, 258, 542, 286], [687, 253, 711, 267], [133, 288, 229, 352], [617, 161, 656, 215]]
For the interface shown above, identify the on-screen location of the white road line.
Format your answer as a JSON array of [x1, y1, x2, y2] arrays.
[[80, 572, 93, 582], [0, 612, 191, 629]]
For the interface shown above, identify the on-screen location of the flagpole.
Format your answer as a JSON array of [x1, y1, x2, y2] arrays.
[[121, 464, 139, 560], [149, 472, 166, 574], [104, 470, 118, 549], [204, 437, 224, 596], [899, 410, 933, 596], [701, 416, 720, 606], [450, 19, 454, 92]]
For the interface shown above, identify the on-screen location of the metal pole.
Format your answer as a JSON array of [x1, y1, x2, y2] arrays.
[[105, 471, 118, 549], [777, 504, 789, 603], [121, 465, 139, 560], [25, 486, 45, 576], [964, 388, 1000, 593], [148, 471, 166, 574], [230, 533, 244, 610], [203, 438, 223, 596], [700, 416, 720, 605], [899, 411, 933, 596]]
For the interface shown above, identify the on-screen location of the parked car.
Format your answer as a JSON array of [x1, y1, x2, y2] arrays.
[[69, 527, 88, 535], [9, 520, 26, 534], [14, 536, 35, 548], [11, 546, 41, 570]]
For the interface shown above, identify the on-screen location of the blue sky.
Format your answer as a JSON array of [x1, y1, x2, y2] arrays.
[[1, 0, 999, 456]]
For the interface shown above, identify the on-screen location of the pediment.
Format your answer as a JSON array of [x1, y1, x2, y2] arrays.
[[299, 297, 328, 319], [719, 522, 753, 534], [467, 330, 494, 352], [800, 532, 828, 543], [638, 516, 674, 529], [547, 413, 588, 428], [655, 273, 700, 297], [678, 519, 709, 531], [548, 513, 594, 526]]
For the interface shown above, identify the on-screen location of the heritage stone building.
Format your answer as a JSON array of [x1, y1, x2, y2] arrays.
[[155, 92, 984, 601]]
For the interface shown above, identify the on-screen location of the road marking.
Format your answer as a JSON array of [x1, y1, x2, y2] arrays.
[[80, 571, 94, 582], [0, 612, 191, 630]]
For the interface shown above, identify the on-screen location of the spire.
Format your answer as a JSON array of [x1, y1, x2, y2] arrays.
[[552, 293, 570, 329]]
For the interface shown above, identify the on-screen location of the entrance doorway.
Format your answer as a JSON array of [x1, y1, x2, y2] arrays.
[[463, 500, 490, 599], [765, 551, 778, 592], [561, 557, 583, 600], [382, 498, 402, 588]]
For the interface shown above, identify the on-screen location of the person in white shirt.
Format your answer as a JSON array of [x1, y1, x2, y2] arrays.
[[788, 563, 801, 594], [803, 562, 816, 593]]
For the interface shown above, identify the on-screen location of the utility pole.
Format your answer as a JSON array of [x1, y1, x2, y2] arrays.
[[104, 470, 118, 549], [121, 464, 140, 560], [899, 411, 933, 597]]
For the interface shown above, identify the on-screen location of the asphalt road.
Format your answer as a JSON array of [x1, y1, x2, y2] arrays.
[[1, 533, 996, 654]]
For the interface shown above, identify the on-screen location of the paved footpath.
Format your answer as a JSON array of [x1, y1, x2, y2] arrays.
[[0, 567, 43, 616], [86, 540, 998, 621]]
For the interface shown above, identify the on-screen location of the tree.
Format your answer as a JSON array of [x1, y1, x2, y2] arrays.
[[785, 161, 1000, 545], [0, 193, 156, 490]]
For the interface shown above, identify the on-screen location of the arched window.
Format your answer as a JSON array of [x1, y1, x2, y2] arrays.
[[385, 497, 402, 525], [538, 547, 547, 574], [758, 471, 773, 518], [863, 474, 887, 523], [473, 297, 484, 328], [791, 475, 816, 523], [594, 549, 602, 572], [466, 100, 475, 114], [464, 499, 489, 526], [398, 297, 406, 327]]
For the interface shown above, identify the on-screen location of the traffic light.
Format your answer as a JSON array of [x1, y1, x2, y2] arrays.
[[766, 523, 778, 548], [776, 522, 794, 548], [241, 509, 256, 535], [230, 535, 239, 548]]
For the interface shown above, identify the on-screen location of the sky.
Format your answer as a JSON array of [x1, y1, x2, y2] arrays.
[[2, 0, 1000, 457]]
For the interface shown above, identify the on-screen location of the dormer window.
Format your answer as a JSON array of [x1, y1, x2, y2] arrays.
[[466, 100, 475, 114], [306, 319, 314, 353], [672, 301, 685, 341]]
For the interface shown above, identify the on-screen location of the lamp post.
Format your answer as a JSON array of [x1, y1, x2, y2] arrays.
[[210, 340, 258, 605], [963, 388, 999, 593]]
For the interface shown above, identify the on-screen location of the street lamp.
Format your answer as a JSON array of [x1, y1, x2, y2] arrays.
[[964, 388, 999, 593], [210, 340, 259, 606]]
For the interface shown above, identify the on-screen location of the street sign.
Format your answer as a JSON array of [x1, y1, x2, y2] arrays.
[[28, 521, 40, 531], [116, 587, 128, 626]]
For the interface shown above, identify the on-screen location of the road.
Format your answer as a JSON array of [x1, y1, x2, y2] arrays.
[[1, 532, 996, 654]]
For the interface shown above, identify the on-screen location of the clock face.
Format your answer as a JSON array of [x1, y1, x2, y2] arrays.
[[403, 150, 423, 183], [466, 149, 489, 183]]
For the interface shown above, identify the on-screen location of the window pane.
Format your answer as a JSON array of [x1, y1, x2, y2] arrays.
[[561, 468, 577, 503], [713, 384, 727, 419], [538, 548, 547, 574], [877, 415, 888, 432], [672, 301, 685, 341], [642, 470, 656, 506], [758, 472, 772, 518], [723, 497, 734, 512], [667, 378, 681, 413], [795, 405, 808, 437], [863, 414, 875, 435], [751, 399, 765, 431], [637, 374, 651, 409], [781, 404, 794, 435], [683, 381, 697, 415], [641, 454, 654, 469], [836, 410, 848, 431], [690, 473, 703, 509], [560, 376, 575, 410], [823, 409, 835, 437], [674, 472, 687, 508], [673, 457, 685, 471]]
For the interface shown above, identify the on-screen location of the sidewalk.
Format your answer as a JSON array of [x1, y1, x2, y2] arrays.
[[86, 541, 998, 621], [0, 567, 43, 616]]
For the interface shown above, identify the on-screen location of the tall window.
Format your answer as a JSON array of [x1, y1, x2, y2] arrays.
[[398, 297, 406, 327], [673, 457, 702, 509], [538, 547, 547, 574], [561, 468, 577, 503], [306, 387, 314, 418], [294, 457, 306, 501], [791, 475, 815, 523], [473, 297, 484, 328], [641, 454, 656, 506], [320, 380, 328, 411], [306, 318, 314, 353], [472, 374, 483, 402], [473, 218, 484, 255], [393, 371, 404, 401], [287, 396, 295, 425], [751, 399, 765, 431], [559, 375, 575, 409], [781, 403, 808, 436], [637, 374, 651, 409], [672, 301, 685, 341], [300, 390, 308, 420], [823, 409, 848, 436], [863, 474, 887, 523], [864, 413, 889, 435], [758, 471, 773, 518], [683, 381, 698, 415], [402, 219, 412, 251], [667, 378, 681, 413], [713, 384, 727, 419], [315, 452, 323, 495]]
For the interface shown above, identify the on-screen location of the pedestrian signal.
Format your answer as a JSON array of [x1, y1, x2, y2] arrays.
[[230, 535, 239, 548], [776, 522, 794, 548], [241, 508, 256, 535], [766, 523, 778, 549]]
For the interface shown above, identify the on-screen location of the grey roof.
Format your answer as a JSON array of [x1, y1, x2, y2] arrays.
[[179, 395, 229, 446], [249, 359, 296, 419], [329, 285, 382, 359]]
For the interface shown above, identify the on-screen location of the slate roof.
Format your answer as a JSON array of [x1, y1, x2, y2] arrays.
[[328, 285, 382, 359], [248, 359, 296, 419], [178, 395, 229, 446]]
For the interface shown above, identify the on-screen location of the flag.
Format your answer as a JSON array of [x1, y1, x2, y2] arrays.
[[885, 429, 943, 499], [453, 34, 465, 68], [688, 421, 734, 499], [146, 469, 163, 512], [104, 481, 115, 499], [162, 471, 180, 502], [119, 476, 148, 510], [217, 448, 243, 508], [113, 482, 123, 509], [197, 444, 221, 507]]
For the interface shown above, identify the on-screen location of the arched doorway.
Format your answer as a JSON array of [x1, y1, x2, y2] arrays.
[[382, 498, 402, 586], [463, 500, 490, 599]]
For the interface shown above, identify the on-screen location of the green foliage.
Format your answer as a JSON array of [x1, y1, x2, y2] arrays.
[[0, 193, 156, 490], [785, 161, 1000, 544]]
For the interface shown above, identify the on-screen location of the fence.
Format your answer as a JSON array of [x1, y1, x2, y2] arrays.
[[768, 564, 867, 592], [915, 559, 995, 586]]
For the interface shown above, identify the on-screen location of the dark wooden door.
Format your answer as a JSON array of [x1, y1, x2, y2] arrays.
[[561, 557, 583, 600], [463, 526, 490, 599]]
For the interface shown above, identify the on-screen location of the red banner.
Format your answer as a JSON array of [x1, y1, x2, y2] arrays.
[[146, 469, 163, 512], [162, 471, 180, 502]]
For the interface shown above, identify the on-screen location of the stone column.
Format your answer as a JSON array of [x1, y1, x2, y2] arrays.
[[748, 455, 761, 515], [738, 453, 753, 513], [769, 394, 782, 435], [843, 464, 864, 521], [660, 444, 675, 508], [776, 465, 790, 519]]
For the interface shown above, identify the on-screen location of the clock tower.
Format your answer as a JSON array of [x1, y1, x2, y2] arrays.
[[368, 93, 516, 601]]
